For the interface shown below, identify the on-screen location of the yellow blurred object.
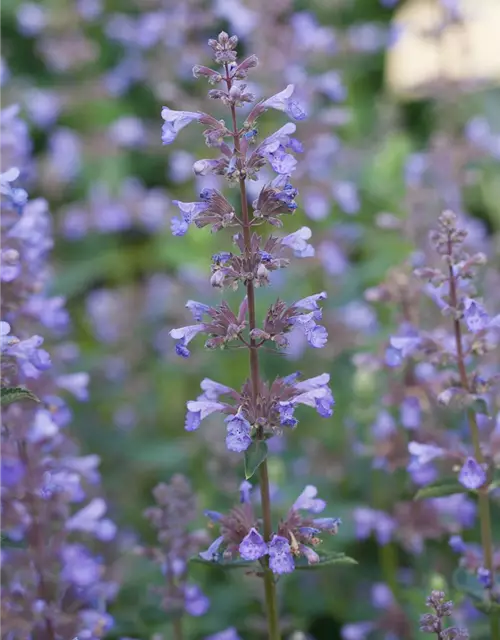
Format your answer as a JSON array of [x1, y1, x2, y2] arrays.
[[386, 0, 500, 97]]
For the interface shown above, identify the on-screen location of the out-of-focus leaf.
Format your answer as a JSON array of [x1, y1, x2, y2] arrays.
[[475, 600, 500, 616], [453, 566, 484, 601], [0, 534, 27, 549], [1, 386, 40, 406], [244, 441, 268, 480], [133, 441, 190, 469]]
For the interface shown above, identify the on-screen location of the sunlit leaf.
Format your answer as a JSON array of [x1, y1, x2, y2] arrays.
[[1, 386, 40, 406]]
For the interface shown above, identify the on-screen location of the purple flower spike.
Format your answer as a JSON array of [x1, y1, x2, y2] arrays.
[[458, 457, 486, 490], [261, 85, 306, 121], [225, 412, 252, 452], [161, 107, 201, 144], [268, 535, 295, 574], [239, 527, 268, 560]]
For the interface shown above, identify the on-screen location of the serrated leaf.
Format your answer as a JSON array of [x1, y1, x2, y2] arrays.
[[414, 477, 467, 500], [294, 552, 358, 570], [244, 441, 268, 480], [190, 556, 254, 570], [1, 386, 40, 406]]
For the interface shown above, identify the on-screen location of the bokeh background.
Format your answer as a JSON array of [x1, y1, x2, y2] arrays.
[[2, 0, 500, 638]]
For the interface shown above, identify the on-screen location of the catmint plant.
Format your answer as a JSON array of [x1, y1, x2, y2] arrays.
[[141, 475, 210, 638], [1, 108, 117, 639], [384, 210, 500, 637], [163, 32, 350, 639]]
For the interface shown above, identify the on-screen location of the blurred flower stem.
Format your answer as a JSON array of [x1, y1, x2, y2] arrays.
[[173, 617, 184, 640], [229, 73, 281, 639], [447, 236, 498, 640]]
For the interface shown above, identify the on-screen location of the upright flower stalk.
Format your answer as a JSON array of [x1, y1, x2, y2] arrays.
[[164, 32, 345, 639], [439, 212, 498, 639], [226, 59, 280, 639], [1, 108, 117, 639], [404, 210, 500, 638]]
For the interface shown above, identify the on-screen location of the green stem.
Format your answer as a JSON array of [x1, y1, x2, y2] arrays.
[[225, 66, 281, 640], [260, 460, 281, 640], [172, 617, 183, 640], [379, 542, 399, 598], [448, 246, 498, 640]]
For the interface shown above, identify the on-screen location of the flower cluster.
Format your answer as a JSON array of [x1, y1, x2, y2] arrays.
[[200, 482, 340, 574], [141, 475, 210, 617], [183, 373, 334, 453], [419, 591, 469, 639], [351, 207, 500, 629], [1, 108, 116, 639]]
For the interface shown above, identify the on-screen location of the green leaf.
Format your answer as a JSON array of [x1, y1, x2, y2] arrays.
[[488, 468, 500, 492], [1, 386, 40, 406], [244, 441, 268, 480], [0, 533, 27, 549], [294, 552, 358, 570], [414, 477, 467, 500], [471, 397, 490, 416], [190, 556, 255, 570], [475, 600, 500, 616], [453, 566, 484, 602]]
